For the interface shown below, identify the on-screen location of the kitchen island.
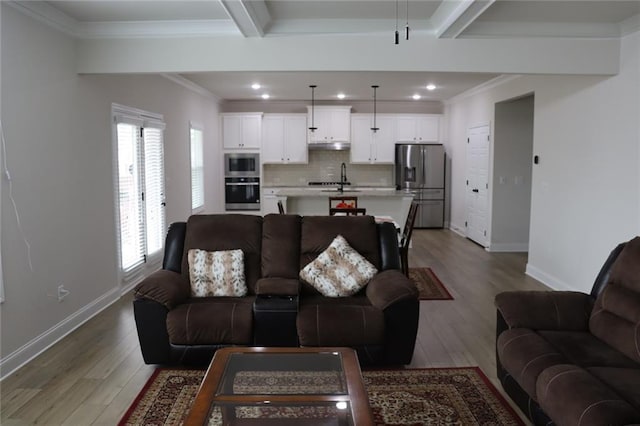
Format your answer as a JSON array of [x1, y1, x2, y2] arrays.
[[263, 187, 414, 229]]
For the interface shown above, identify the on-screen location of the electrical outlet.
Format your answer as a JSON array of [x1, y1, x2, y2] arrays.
[[57, 285, 70, 302]]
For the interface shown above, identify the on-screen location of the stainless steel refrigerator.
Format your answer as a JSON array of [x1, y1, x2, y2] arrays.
[[395, 144, 445, 228]]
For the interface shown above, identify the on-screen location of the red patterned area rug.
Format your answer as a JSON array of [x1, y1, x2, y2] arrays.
[[409, 267, 454, 300], [119, 367, 523, 425]]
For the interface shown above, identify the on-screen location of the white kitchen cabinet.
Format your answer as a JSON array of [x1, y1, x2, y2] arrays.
[[222, 113, 262, 149], [262, 114, 308, 164], [350, 114, 395, 164], [396, 114, 440, 143], [307, 106, 351, 143]]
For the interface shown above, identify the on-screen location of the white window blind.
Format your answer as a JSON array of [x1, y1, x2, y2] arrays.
[[190, 126, 204, 212], [143, 127, 165, 258], [113, 105, 166, 280]]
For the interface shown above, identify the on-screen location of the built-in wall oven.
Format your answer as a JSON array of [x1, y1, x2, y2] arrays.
[[224, 153, 260, 211]]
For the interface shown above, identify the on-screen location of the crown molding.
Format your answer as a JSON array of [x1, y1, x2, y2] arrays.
[[621, 14, 640, 36], [6, 1, 78, 37], [444, 75, 521, 105], [76, 20, 239, 39], [162, 74, 221, 102]]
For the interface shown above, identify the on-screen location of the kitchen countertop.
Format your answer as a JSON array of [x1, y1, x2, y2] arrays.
[[263, 186, 413, 197]]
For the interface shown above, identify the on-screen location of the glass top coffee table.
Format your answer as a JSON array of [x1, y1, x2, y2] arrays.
[[183, 347, 373, 425]]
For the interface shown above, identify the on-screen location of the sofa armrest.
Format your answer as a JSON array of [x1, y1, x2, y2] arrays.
[[134, 270, 190, 310], [366, 269, 418, 310], [255, 278, 300, 296], [495, 291, 594, 331]]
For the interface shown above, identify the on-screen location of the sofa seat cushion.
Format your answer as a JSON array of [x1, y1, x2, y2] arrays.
[[166, 297, 254, 345], [497, 328, 567, 400], [537, 364, 640, 426], [538, 330, 639, 368], [297, 296, 384, 346], [587, 367, 640, 410]]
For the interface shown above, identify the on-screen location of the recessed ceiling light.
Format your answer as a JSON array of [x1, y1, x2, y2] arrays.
[[412, 94, 421, 100], [426, 84, 436, 91], [261, 93, 270, 99], [251, 83, 261, 90], [337, 93, 346, 100]]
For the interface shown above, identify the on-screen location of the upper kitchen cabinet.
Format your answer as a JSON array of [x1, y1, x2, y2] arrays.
[[262, 114, 308, 164], [396, 114, 441, 143], [307, 106, 351, 143], [222, 113, 263, 149], [350, 114, 395, 164]]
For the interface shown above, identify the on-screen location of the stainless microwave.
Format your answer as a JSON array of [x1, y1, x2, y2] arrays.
[[224, 153, 260, 177]]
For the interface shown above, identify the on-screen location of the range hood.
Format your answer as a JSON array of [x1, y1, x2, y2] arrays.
[[308, 141, 350, 151]]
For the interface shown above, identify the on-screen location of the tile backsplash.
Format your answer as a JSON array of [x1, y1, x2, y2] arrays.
[[263, 151, 394, 187]]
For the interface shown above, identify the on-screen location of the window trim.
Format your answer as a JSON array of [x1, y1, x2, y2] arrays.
[[190, 121, 205, 214]]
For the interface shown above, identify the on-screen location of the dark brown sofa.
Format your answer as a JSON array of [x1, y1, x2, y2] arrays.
[[495, 236, 640, 426], [133, 213, 419, 366]]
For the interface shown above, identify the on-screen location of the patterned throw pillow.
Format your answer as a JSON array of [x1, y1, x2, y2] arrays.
[[300, 235, 378, 297], [187, 248, 247, 297]]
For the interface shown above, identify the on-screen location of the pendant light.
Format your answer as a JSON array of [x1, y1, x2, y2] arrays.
[[308, 85, 317, 132], [394, 0, 399, 44], [371, 85, 380, 133], [405, 0, 410, 40]]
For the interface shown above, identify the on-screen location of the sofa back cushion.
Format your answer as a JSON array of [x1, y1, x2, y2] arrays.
[[589, 236, 640, 363], [262, 214, 302, 278], [181, 215, 263, 295], [300, 216, 380, 295]]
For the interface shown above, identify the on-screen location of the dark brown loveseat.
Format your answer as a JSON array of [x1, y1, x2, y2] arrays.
[[495, 236, 640, 425], [133, 214, 419, 366]]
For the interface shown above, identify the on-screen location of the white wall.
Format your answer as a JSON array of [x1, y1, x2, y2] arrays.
[[0, 5, 221, 378], [446, 31, 640, 292], [221, 100, 443, 114], [491, 95, 534, 251]]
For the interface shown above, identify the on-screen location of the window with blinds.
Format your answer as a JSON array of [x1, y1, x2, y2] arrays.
[[190, 125, 204, 212], [113, 105, 166, 281]]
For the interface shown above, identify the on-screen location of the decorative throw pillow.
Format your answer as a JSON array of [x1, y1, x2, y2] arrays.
[[299, 235, 378, 297], [188, 248, 247, 297]]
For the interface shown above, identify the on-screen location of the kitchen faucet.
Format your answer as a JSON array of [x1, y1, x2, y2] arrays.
[[339, 162, 347, 192]]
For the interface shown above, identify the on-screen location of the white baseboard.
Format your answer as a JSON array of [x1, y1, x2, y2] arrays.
[[449, 223, 466, 238], [0, 287, 121, 381], [525, 263, 572, 291], [488, 242, 529, 252]]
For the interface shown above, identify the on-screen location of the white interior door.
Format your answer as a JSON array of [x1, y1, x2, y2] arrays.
[[466, 125, 490, 247]]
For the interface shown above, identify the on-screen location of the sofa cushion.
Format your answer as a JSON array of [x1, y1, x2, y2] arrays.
[[589, 236, 640, 363], [300, 216, 380, 295], [538, 330, 639, 368], [262, 214, 301, 279], [587, 367, 640, 410], [497, 328, 568, 400], [166, 297, 254, 345], [181, 215, 262, 294], [297, 296, 384, 346], [187, 249, 247, 297], [299, 235, 378, 297], [536, 364, 640, 426]]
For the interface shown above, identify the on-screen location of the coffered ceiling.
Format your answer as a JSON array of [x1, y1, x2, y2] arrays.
[[10, 0, 640, 101]]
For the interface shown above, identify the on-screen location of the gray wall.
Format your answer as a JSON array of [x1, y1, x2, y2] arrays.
[[221, 100, 443, 114], [491, 95, 534, 251], [0, 5, 221, 376]]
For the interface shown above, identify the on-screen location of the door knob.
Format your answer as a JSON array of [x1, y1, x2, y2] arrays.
[[472, 189, 479, 193]]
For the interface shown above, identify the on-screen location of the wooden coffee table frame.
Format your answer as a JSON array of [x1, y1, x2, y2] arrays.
[[183, 347, 374, 425]]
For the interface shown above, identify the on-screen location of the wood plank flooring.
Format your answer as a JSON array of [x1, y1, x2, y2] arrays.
[[1, 229, 549, 424]]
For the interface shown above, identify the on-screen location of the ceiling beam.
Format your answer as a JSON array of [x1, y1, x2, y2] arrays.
[[431, 0, 495, 39], [219, 0, 271, 37]]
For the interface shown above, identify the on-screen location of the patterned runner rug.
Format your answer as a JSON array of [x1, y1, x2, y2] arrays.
[[409, 267, 453, 300], [119, 367, 523, 425]]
